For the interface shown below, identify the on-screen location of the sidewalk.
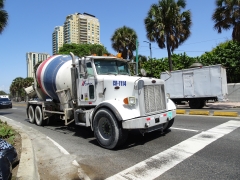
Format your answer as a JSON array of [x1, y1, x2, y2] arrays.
[[176, 101, 240, 117], [0, 116, 80, 180]]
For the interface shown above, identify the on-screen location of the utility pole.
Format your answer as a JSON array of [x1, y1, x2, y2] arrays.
[[143, 41, 152, 59], [136, 39, 139, 75], [144, 41, 152, 76]]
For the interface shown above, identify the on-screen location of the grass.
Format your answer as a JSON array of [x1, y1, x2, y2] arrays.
[[0, 119, 16, 145]]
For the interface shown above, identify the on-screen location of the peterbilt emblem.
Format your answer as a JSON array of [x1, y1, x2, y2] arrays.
[[82, 81, 93, 86]]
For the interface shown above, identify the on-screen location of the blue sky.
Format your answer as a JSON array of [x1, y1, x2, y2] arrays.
[[0, 0, 231, 93]]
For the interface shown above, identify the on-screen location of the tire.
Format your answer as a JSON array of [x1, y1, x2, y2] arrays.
[[35, 106, 43, 126], [189, 99, 205, 109], [28, 105, 35, 123], [163, 118, 175, 132], [93, 108, 127, 149]]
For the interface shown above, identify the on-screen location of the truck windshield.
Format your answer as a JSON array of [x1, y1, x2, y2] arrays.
[[94, 59, 130, 75]]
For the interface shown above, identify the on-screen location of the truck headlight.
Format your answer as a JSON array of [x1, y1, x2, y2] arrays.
[[123, 97, 136, 105]]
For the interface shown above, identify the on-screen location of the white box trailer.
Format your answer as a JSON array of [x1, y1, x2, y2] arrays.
[[160, 64, 228, 109]]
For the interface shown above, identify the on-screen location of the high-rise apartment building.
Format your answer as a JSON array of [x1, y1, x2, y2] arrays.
[[52, 26, 64, 55], [52, 12, 100, 55], [26, 52, 50, 78]]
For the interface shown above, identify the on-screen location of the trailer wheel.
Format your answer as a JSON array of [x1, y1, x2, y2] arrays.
[[35, 106, 43, 126], [28, 105, 35, 123], [189, 99, 205, 109], [93, 108, 127, 149], [163, 118, 175, 132]]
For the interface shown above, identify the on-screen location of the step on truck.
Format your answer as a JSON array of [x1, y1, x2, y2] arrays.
[[25, 53, 176, 149]]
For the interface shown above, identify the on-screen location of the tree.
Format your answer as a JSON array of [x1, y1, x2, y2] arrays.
[[23, 77, 34, 88], [212, 0, 240, 42], [200, 40, 240, 83], [111, 26, 138, 59], [58, 43, 108, 57], [0, 0, 8, 34], [0, 90, 7, 95], [144, 0, 192, 71]]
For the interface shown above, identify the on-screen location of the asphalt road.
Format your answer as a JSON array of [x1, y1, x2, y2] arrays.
[[1, 105, 240, 180]]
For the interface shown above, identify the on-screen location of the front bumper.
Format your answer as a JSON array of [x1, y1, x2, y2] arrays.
[[122, 110, 176, 129], [0, 104, 12, 108]]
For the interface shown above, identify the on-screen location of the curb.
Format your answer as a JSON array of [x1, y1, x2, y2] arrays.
[[0, 116, 40, 180], [12, 103, 27, 107], [176, 109, 239, 117]]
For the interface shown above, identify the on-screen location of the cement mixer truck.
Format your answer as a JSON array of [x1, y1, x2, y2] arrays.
[[25, 53, 176, 149]]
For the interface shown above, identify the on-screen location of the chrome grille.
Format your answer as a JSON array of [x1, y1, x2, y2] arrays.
[[144, 84, 166, 113]]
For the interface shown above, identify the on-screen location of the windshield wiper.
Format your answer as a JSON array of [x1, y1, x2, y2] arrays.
[[106, 73, 117, 75]]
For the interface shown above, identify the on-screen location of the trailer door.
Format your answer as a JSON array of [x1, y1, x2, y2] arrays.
[[183, 72, 194, 97]]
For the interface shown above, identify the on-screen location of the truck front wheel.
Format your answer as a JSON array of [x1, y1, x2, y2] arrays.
[[35, 106, 43, 126], [163, 118, 175, 132], [28, 105, 35, 123], [93, 108, 127, 149]]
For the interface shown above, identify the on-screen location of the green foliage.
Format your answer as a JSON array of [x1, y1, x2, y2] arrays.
[[200, 40, 240, 83], [0, 0, 9, 34], [140, 40, 240, 83], [212, 0, 240, 41], [140, 53, 197, 78], [10, 77, 34, 98], [58, 43, 109, 57], [0, 90, 7, 95], [144, 0, 192, 71], [0, 119, 16, 144], [111, 26, 138, 59]]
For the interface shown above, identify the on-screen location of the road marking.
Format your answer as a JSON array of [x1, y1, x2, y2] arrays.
[[46, 136, 70, 155], [106, 120, 240, 180], [171, 127, 199, 132], [46, 136, 91, 180]]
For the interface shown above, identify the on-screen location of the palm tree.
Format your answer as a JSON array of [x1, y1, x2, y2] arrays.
[[23, 77, 34, 88], [10, 77, 24, 101], [0, 0, 8, 34], [111, 26, 138, 59], [144, 0, 192, 71], [212, 0, 240, 42]]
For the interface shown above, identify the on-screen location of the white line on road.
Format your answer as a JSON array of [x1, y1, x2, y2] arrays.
[[46, 136, 70, 155], [171, 127, 199, 132], [46, 136, 91, 180], [106, 120, 240, 180]]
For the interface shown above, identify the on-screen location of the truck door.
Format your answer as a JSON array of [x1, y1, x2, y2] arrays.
[[78, 61, 96, 104], [183, 72, 194, 97]]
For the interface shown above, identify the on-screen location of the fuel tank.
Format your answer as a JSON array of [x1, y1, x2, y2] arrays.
[[36, 55, 76, 102]]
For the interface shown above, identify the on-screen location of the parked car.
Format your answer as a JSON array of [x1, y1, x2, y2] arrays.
[[0, 98, 12, 108], [0, 139, 18, 180]]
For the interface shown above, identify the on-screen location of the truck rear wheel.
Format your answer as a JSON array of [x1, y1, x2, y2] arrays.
[[35, 106, 43, 126], [28, 105, 35, 123], [93, 108, 127, 149]]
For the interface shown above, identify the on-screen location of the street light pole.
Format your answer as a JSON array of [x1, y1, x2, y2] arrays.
[[144, 41, 152, 77], [143, 41, 152, 59], [136, 39, 139, 75]]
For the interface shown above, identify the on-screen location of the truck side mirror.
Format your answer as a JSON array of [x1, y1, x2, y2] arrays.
[[79, 59, 87, 78]]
